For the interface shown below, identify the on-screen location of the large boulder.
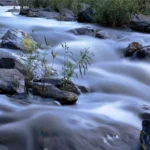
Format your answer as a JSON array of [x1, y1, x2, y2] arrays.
[[1, 29, 37, 51], [130, 14, 150, 33], [124, 42, 150, 60], [32, 82, 78, 105], [0, 69, 25, 94], [0, 0, 18, 6]]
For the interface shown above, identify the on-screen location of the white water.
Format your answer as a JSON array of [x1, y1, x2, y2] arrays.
[[0, 6, 149, 150]]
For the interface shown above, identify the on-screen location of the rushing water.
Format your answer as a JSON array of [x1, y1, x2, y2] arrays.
[[1, 6, 150, 150]]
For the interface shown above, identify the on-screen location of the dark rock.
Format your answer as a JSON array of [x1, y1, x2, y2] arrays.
[[0, 51, 25, 74], [1, 29, 37, 51], [125, 42, 142, 57], [78, 85, 90, 93], [124, 42, 150, 60], [32, 82, 78, 105], [69, 26, 107, 39], [130, 14, 150, 33], [141, 120, 150, 150], [20, 8, 30, 16], [0, 58, 15, 68], [33, 78, 82, 95], [60, 8, 76, 21], [78, 7, 94, 23], [0, 69, 25, 94], [20, 8, 76, 21], [0, 0, 18, 6]]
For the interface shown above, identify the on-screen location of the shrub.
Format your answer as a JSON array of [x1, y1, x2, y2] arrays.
[[93, 0, 140, 26], [19, 0, 150, 26]]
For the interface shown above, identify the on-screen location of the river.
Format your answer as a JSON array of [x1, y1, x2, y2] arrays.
[[0, 6, 150, 150]]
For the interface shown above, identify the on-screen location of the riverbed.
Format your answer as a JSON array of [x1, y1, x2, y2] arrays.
[[0, 6, 150, 150]]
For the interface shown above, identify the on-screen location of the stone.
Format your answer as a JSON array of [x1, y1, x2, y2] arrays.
[[60, 8, 76, 21], [69, 26, 106, 39], [1, 29, 37, 51], [130, 14, 150, 33], [78, 7, 94, 23], [33, 78, 82, 95], [20, 8, 76, 21], [32, 82, 78, 105], [124, 42, 150, 60], [0, 69, 25, 94], [0, 51, 26, 74], [125, 42, 143, 57], [0, 0, 18, 6]]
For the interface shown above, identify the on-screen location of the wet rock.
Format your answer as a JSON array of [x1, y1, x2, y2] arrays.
[[0, 0, 18, 6], [0, 51, 25, 74], [78, 85, 90, 93], [130, 14, 150, 33], [32, 82, 78, 105], [60, 8, 76, 21], [29, 61, 53, 80], [1, 29, 37, 51], [69, 26, 106, 39], [124, 42, 150, 60], [140, 120, 150, 150], [20, 8, 76, 21], [0, 69, 25, 94], [33, 78, 82, 95], [125, 42, 142, 57], [78, 6, 94, 23]]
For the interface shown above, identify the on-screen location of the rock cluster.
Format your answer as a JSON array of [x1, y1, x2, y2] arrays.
[[0, 29, 89, 105], [20, 8, 76, 21], [124, 42, 150, 60]]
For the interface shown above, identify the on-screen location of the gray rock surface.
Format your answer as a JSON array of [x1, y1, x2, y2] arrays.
[[1, 29, 37, 51], [32, 82, 78, 105], [130, 14, 150, 33], [0, 69, 25, 94]]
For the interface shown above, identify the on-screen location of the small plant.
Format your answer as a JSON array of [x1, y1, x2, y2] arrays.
[[61, 43, 93, 90]]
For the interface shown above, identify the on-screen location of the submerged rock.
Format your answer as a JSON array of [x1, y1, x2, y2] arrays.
[[141, 120, 150, 150], [32, 82, 78, 105], [0, 69, 25, 94], [1, 29, 37, 51], [130, 14, 150, 33]]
